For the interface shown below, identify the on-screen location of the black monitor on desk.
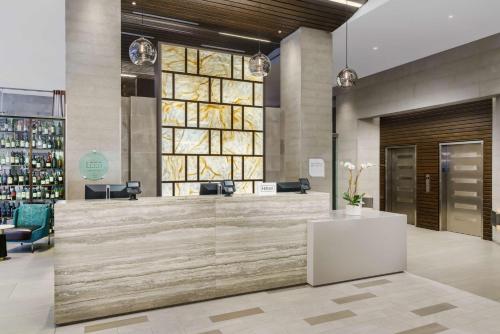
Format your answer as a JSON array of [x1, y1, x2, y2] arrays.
[[277, 182, 301, 193], [85, 184, 129, 200], [199, 183, 219, 195]]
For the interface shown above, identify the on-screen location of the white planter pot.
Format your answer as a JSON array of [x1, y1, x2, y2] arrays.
[[345, 204, 362, 216]]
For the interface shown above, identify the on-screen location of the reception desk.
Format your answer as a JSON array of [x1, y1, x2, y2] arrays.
[[54, 192, 330, 324]]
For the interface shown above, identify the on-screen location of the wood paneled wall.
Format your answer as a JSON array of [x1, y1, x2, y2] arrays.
[[380, 99, 492, 240]]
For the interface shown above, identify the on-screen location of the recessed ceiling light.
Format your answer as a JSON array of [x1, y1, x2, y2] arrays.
[[219, 32, 271, 43], [372, 46, 379, 51], [448, 14, 454, 19], [278, 30, 282, 34], [131, 1, 136, 5], [328, 0, 362, 8]]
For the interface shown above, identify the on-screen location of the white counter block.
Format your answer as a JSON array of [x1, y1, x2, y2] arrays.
[[307, 209, 407, 286]]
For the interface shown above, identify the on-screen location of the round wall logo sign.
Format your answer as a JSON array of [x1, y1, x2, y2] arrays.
[[79, 150, 109, 180]]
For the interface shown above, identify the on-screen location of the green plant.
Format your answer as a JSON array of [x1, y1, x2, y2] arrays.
[[343, 192, 365, 206]]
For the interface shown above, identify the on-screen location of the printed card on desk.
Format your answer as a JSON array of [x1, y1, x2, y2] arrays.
[[257, 182, 277, 196]]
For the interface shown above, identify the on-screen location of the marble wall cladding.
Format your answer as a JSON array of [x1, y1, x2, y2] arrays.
[[200, 50, 232, 78], [222, 131, 253, 155], [160, 43, 265, 193], [162, 155, 185, 181], [254, 83, 263, 106], [174, 74, 209, 101], [255, 132, 263, 155], [162, 128, 173, 154], [175, 182, 201, 196], [211, 78, 221, 103], [222, 80, 253, 105], [54, 193, 330, 324], [244, 156, 263, 179], [161, 44, 186, 72], [199, 156, 231, 180], [187, 156, 198, 180], [244, 107, 264, 131], [162, 182, 173, 196], [234, 181, 253, 194], [199, 104, 231, 129], [175, 128, 209, 154], [233, 56, 243, 79], [162, 100, 186, 126], [187, 48, 198, 74], [233, 106, 243, 129], [233, 156, 242, 180], [187, 102, 198, 127], [211, 130, 221, 154], [162, 73, 173, 99], [244, 57, 263, 82]]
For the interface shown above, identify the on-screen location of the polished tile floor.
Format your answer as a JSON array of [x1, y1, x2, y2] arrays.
[[3, 226, 500, 334]]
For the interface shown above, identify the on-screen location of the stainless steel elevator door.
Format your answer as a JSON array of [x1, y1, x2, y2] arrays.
[[440, 142, 483, 237], [386, 146, 417, 225]]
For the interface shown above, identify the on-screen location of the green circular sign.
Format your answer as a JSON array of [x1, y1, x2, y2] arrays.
[[79, 151, 109, 180]]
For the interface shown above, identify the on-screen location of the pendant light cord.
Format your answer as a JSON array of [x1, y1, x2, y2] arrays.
[[345, 0, 348, 68]]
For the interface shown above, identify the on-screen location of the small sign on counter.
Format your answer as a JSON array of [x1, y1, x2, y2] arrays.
[[257, 182, 277, 196]]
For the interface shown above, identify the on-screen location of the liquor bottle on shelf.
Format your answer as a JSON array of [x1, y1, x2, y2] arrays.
[[7, 170, 12, 185], [46, 152, 52, 168]]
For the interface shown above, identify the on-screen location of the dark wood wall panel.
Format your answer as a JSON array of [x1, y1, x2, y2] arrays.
[[380, 99, 492, 240]]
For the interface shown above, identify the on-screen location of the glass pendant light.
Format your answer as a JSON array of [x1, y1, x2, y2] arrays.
[[249, 42, 271, 77], [129, 5, 157, 65], [336, 0, 358, 88]]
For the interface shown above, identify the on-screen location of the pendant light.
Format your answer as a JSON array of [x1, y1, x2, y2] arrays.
[[336, 0, 358, 88], [129, 4, 157, 65], [249, 42, 271, 77]]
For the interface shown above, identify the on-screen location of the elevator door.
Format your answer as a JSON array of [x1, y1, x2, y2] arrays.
[[386, 146, 416, 225], [440, 142, 483, 237]]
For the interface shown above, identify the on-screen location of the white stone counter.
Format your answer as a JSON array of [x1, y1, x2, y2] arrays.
[[54, 192, 330, 324], [307, 208, 407, 286]]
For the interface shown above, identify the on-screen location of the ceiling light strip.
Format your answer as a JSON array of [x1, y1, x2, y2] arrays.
[[328, 0, 362, 8], [121, 31, 155, 39], [218, 32, 271, 43], [121, 73, 138, 78], [200, 44, 246, 53], [132, 11, 199, 26]]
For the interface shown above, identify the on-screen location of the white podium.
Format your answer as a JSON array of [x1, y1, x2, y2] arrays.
[[307, 209, 407, 286]]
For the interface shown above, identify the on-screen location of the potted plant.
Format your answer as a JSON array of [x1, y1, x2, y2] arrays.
[[342, 162, 375, 215]]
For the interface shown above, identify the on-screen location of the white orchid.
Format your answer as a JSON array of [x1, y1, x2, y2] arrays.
[[343, 161, 375, 206]]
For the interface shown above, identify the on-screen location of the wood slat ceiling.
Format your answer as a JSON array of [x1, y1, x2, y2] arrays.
[[121, 0, 366, 66]]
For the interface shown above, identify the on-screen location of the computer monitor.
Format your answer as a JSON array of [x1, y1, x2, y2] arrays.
[[85, 184, 129, 200], [277, 182, 301, 193], [200, 183, 219, 195]]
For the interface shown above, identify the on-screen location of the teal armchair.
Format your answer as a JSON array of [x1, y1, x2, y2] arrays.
[[5, 204, 52, 253]]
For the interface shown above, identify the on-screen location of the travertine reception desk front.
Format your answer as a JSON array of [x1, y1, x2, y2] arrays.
[[54, 192, 330, 324]]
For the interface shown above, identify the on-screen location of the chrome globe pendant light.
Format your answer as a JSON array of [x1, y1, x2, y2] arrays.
[[129, 5, 157, 65], [249, 42, 271, 77], [336, 0, 358, 88]]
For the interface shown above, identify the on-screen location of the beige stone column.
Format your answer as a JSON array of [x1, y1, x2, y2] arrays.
[[280, 27, 333, 197], [65, 0, 122, 199]]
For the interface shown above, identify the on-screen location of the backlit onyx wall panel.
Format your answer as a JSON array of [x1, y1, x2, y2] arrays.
[[380, 99, 492, 240], [159, 43, 264, 196]]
